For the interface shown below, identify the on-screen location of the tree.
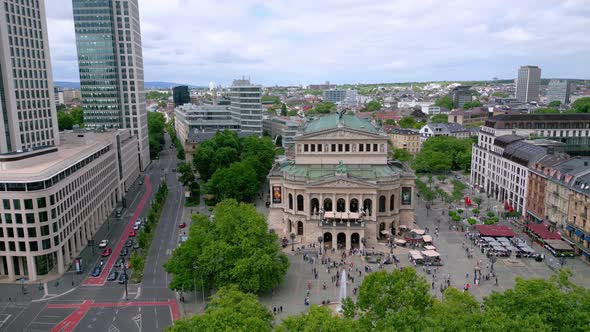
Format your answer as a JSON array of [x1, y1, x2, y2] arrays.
[[473, 197, 482, 207], [572, 97, 590, 113], [70, 107, 84, 126], [262, 95, 280, 104], [434, 96, 454, 109], [281, 103, 288, 116], [206, 160, 260, 202], [535, 108, 560, 114], [278, 306, 362, 332], [147, 112, 166, 159], [352, 268, 433, 331], [548, 100, 561, 107], [413, 136, 473, 173], [384, 119, 396, 125], [178, 162, 195, 186], [430, 114, 448, 123], [309, 102, 336, 114], [166, 286, 273, 332], [361, 100, 381, 112], [398, 116, 417, 128], [164, 199, 289, 294], [287, 110, 298, 116], [492, 92, 509, 98], [463, 101, 482, 109], [393, 148, 412, 162], [57, 111, 74, 131]]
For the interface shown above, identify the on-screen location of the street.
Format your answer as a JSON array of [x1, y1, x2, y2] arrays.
[[0, 134, 184, 332]]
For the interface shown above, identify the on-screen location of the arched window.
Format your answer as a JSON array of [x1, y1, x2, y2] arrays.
[[363, 199, 372, 216], [350, 199, 359, 212], [390, 194, 395, 211], [288, 194, 293, 210], [310, 198, 320, 215], [379, 196, 386, 212], [337, 198, 346, 212], [297, 195, 304, 211], [324, 198, 333, 211]]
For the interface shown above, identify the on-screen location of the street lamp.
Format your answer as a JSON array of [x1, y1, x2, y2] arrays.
[[290, 232, 296, 252]]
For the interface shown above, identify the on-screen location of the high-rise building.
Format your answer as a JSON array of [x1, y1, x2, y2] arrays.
[[451, 86, 472, 108], [72, 0, 150, 170], [516, 65, 541, 103], [0, 0, 59, 153], [230, 78, 262, 134], [54, 87, 65, 106], [547, 80, 570, 105], [172, 85, 190, 106]]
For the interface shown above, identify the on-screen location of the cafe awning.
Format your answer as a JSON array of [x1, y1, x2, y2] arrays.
[[422, 235, 433, 243], [411, 229, 426, 235], [395, 238, 407, 244], [421, 250, 440, 257], [380, 230, 390, 235], [424, 245, 436, 250]]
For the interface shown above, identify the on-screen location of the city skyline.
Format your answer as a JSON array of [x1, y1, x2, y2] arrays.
[[47, 0, 590, 86]]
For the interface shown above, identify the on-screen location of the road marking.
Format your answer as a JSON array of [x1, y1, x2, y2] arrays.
[[135, 287, 141, 299], [132, 313, 142, 330], [108, 324, 120, 332], [0, 314, 11, 328], [166, 249, 171, 255]]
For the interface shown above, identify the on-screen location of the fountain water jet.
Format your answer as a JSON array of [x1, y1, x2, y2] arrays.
[[336, 268, 347, 312]]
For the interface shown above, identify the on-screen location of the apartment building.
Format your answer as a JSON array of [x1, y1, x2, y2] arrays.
[[388, 128, 421, 154]]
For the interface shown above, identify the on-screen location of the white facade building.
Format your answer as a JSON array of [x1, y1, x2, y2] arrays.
[[230, 78, 262, 135], [419, 123, 470, 143], [323, 89, 358, 106]]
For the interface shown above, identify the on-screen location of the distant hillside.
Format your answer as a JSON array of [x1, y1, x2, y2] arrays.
[[54, 81, 203, 90]]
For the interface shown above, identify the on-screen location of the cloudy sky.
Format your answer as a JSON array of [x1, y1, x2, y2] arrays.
[[46, 0, 590, 86]]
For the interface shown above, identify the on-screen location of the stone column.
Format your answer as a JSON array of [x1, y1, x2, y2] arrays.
[[27, 256, 37, 281], [6, 256, 15, 281], [64, 238, 71, 263], [57, 246, 65, 274]]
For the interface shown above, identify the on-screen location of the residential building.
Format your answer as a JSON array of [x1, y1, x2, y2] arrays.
[[0, 129, 140, 281], [0, 0, 59, 153], [471, 114, 590, 213], [267, 112, 415, 249], [451, 86, 472, 108], [547, 80, 570, 105], [323, 89, 358, 106], [262, 116, 305, 150], [230, 78, 262, 134], [516, 65, 541, 103], [172, 86, 190, 106], [388, 128, 420, 154], [72, 0, 150, 170], [525, 155, 564, 226], [419, 123, 470, 142], [448, 108, 489, 125], [566, 171, 590, 261], [308, 81, 336, 90], [54, 87, 65, 106], [63, 89, 81, 106], [421, 106, 450, 115]]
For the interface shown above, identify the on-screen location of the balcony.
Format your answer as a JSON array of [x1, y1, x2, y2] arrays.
[[320, 220, 365, 229]]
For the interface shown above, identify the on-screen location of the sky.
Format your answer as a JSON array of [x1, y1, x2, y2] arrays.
[[46, 0, 590, 86]]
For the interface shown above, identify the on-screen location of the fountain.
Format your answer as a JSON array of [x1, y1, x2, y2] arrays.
[[336, 268, 347, 312]]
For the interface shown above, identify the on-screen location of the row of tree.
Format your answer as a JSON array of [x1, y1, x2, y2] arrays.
[[167, 268, 589, 332], [148, 112, 166, 159], [56, 107, 84, 131], [164, 199, 289, 295], [193, 130, 275, 203]]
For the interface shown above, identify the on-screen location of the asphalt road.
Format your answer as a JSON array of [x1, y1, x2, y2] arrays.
[[0, 134, 184, 332]]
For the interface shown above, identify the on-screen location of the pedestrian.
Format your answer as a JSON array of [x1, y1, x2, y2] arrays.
[[280, 306, 283, 313], [495, 277, 498, 285], [273, 306, 277, 314], [466, 272, 469, 279], [432, 281, 435, 289]]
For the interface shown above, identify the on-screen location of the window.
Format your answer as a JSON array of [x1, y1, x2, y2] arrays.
[[24, 199, 33, 209], [26, 213, 35, 223], [345, 144, 350, 152], [373, 144, 378, 152], [311, 144, 315, 152], [37, 197, 46, 208], [318, 144, 322, 152], [338, 144, 343, 152], [15, 214, 22, 224], [288, 194, 293, 210], [40, 225, 49, 236], [359, 144, 364, 152], [5, 214, 12, 224], [304, 144, 308, 152], [13, 199, 21, 210], [379, 196, 386, 212], [366, 144, 371, 152], [2, 199, 10, 210], [331, 144, 336, 152], [30, 241, 38, 251], [28, 227, 36, 237], [297, 195, 304, 211], [39, 211, 47, 222], [42, 239, 50, 250], [390, 195, 395, 211]]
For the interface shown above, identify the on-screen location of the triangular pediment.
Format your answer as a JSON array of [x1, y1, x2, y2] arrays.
[[297, 127, 386, 141], [308, 176, 377, 189]]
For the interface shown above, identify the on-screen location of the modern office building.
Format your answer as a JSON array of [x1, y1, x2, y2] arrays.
[[516, 65, 541, 103], [172, 85, 190, 106], [451, 86, 472, 108], [546, 80, 570, 105], [72, 0, 150, 170], [230, 78, 262, 134], [0, 129, 140, 281], [0, 0, 59, 154], [262, 116, 305, 150], [54, 87, 65, 106], [323, 89, 358, 106], [470, 114, 590, 214], [267, 112, 415, 250], [174, 103, 238, 144]]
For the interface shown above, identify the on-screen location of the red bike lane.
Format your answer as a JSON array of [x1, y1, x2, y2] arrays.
[[83, 176, 152, 286]]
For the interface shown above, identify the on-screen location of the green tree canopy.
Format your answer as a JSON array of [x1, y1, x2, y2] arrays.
[[393, 148, 413, 162], [430, 114, 448, 123], [278, 306, 362, 332], [147, 112, 166, 159], [57, 111, 74, 131], [164, 199, 289, 294], [463, 100, 482, 109], [361, 100, 381, 112], [398, 116, 417, 128], [309, 102, 336, 114], [281, 103, 288, 116], [413, 136, 472, 173], [572, 97, 590, 113], [262, 95, 281, 104], [548, 100, 561, 107], [70, 107, 84, 127], [166, 286, 273, 332], [206, 160, 260, 202], [434, 96, 454, 109], [535, 108, 560, 114]]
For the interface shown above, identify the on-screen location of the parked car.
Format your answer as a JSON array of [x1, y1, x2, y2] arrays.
[[98, 240, 109, 248], [454, 174, 462, 179], [179, 222, 186, 229], [115, 257, 125, 268], [91, 266, 102, 277], [133, 224, 140, 230], [118, 272, 128, 284], [101, 248, 112, 257], [107, 271, 119, 281], [129, 230, 136, 237], [120, 247, 129, 256], [125, 239, 134, 247], [133, 243, 140, 250]]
